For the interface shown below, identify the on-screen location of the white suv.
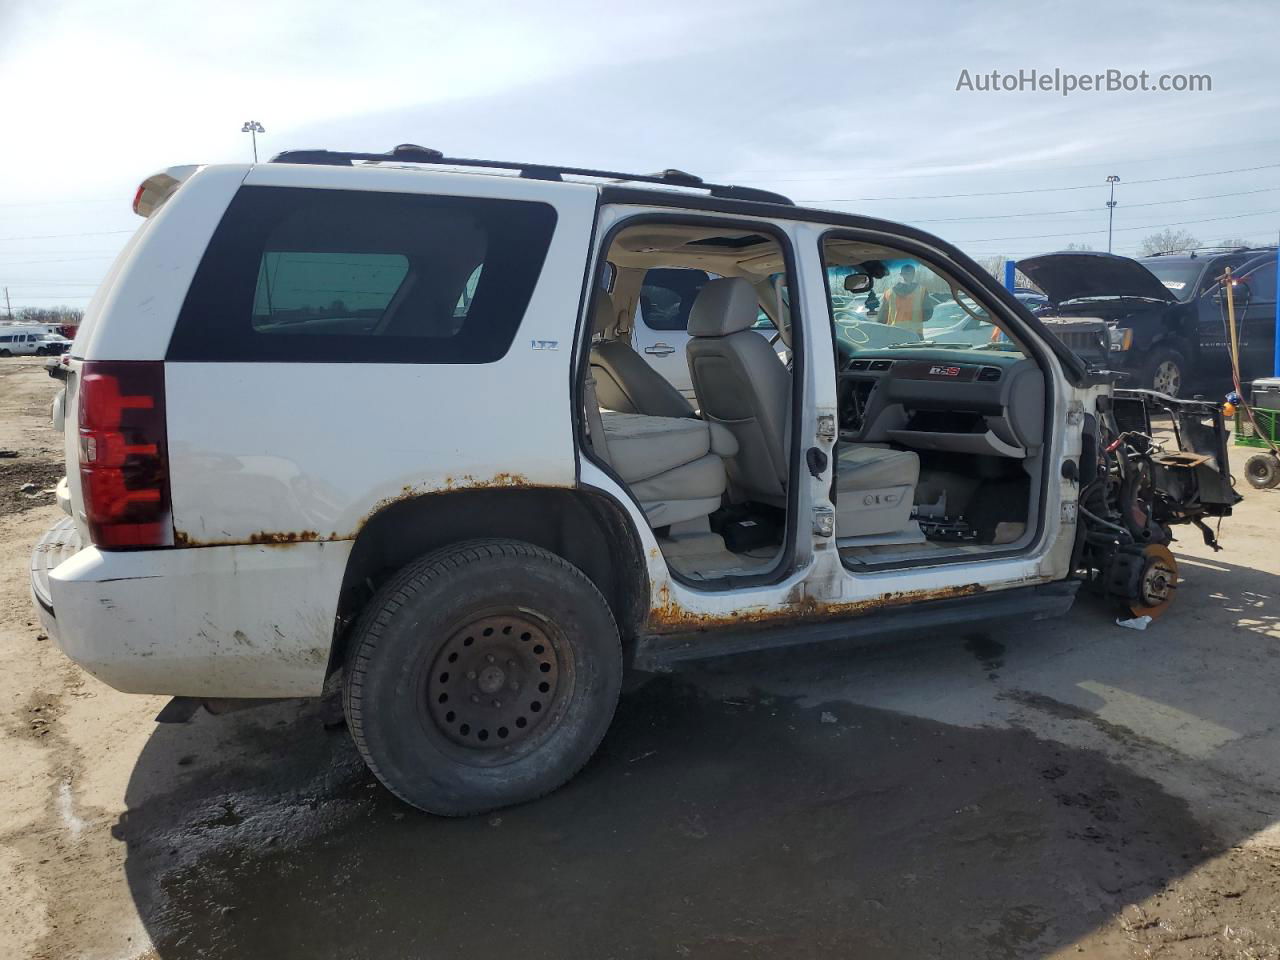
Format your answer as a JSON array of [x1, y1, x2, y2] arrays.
[[31, 145, 1239, 814]]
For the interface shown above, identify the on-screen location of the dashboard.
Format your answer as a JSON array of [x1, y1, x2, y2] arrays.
[[838, 347, 1045, 458]]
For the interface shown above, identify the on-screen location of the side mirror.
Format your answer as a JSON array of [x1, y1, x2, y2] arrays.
[[843, 273, 873, 294]]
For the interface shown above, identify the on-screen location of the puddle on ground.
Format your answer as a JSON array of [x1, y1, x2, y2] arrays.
[[122, 679, 1218, 960], [964, 632, 1006, 676]]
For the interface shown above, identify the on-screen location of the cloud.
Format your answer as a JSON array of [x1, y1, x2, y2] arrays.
[[2, 0, 1278, 305]]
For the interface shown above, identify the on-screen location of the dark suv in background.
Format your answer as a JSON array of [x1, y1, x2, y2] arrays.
[[1018, 247, 1277, 397]]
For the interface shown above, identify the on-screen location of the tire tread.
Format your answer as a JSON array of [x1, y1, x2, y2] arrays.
[[343, 538, 619, 814]]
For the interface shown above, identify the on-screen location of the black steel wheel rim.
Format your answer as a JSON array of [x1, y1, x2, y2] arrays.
[[424, 612, 569, 758]]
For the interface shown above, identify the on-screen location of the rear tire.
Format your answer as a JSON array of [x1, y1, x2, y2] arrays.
[[343, 538, 622, 816], [1245, 452, 1280, 490], [0, 350, 10, 358], [1141, 346, 1187, 397]]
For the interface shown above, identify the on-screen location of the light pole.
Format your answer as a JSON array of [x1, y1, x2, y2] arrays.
[[241, 121, 265, 162], [1106, 175, 1120, 253]]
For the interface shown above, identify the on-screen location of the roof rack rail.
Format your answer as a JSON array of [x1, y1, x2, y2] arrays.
[[1145, 243, 1278, 258], [268, 144, 794, 206]]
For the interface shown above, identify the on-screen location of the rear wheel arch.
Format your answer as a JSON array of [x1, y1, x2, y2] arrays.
[[328, 487, 649, 677]]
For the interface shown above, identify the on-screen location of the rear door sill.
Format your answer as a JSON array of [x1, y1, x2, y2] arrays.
[[631, 579, 1079, 672]]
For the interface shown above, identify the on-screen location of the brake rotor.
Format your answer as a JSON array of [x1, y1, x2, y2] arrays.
[[1129, 543, 1178, 619], [425, 613, 563, 750]]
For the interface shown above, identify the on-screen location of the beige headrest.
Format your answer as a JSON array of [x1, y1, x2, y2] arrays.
[[687, 277, 758, 338]]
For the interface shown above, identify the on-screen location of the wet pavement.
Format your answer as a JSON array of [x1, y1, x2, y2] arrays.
[[120, 662, 1220, 960]]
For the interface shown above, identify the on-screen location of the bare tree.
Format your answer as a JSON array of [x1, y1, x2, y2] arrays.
[[1139, 229, 1199, 257], [1064, 242, 1094, 251], [13, 306, 83, 325], [967, 255, 1036, 289], [1216, 237, 1258, 250], [975, 256, 1007, 281]]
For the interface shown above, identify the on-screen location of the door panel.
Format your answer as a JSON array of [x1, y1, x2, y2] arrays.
[[1240, 260, 1277, 381]]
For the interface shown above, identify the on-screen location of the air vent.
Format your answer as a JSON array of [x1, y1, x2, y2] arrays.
[[869, 359, 894, 371], [850, 359, 870, 371], [977, 366, 1002, 382]]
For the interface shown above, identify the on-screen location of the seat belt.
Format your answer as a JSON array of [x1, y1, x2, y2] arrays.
[[583, 375, 613, 466]]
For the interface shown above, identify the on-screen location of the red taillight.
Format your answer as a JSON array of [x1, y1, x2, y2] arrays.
[[78, 361, 172, 549]]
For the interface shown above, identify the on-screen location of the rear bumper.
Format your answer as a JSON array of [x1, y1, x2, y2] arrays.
[[30, 516, 80, 642], [31, 519, 353, 697]]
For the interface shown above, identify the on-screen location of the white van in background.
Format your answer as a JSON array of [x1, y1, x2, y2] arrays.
[[0, 327, 70, 356]]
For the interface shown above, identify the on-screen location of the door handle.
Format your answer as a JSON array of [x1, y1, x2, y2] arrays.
[[644, 343, 676, 356]]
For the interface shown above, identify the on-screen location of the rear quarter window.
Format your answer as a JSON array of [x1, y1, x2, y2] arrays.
[[639, 268, 710, 331], [168, 186, 557, 363]]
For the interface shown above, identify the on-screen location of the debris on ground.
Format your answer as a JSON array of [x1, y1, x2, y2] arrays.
[[1116, 615, 1152, 631]]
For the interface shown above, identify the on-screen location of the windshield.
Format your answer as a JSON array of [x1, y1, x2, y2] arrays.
[[823, 259, 1023, 356], [1140, 260, 1202, 301]]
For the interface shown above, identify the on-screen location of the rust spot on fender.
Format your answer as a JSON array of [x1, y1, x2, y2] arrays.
[[446, 472, 531, 490], [648, 581, 987, 634], [247, 530, 320, 545], [172, 473, 546, 548], [357, 473, 547, 529], [174, 529, 329, 547]]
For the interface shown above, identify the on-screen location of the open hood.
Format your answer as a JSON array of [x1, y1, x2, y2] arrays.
[[1016, 251, 1177, 304]]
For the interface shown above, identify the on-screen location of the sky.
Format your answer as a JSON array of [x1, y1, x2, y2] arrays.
[[2, 0, 1278, 312]]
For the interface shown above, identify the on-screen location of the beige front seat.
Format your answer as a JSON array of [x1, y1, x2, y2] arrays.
[[834, 444, 921, 538], [589, 295, 694, 419], [685, 278, 790, 506]]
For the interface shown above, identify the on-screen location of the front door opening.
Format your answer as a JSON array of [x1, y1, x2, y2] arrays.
[[823, 236, 1048, 568]]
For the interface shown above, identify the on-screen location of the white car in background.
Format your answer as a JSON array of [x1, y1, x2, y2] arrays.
[[631, 268, 917, 394], [36, 334, 73, 355], [630, 267, 781, 398], [0, 328, 70, 356]]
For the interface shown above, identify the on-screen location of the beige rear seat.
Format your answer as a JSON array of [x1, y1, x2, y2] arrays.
[[599, 412, 738, 528]]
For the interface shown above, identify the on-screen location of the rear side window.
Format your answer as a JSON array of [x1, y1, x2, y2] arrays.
[[252, 253, 409, 335], [169, 186, 557, 363], [638, 267, 775, 332], [639, 268, 710, 331]]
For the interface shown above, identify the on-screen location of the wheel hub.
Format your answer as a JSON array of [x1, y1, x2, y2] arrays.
[[1138, 550, 1176, 608], [1153, 361, 1180, 396], [1129, 543, 1178, 619], [426, 614, 561, 749], [477, 665, 506, 694]]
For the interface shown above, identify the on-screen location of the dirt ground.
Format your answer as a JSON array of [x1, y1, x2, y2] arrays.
[[1, 354, 1278, 959]]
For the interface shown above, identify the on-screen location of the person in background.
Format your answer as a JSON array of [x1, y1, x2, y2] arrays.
[[879, 263, 934, 335]]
